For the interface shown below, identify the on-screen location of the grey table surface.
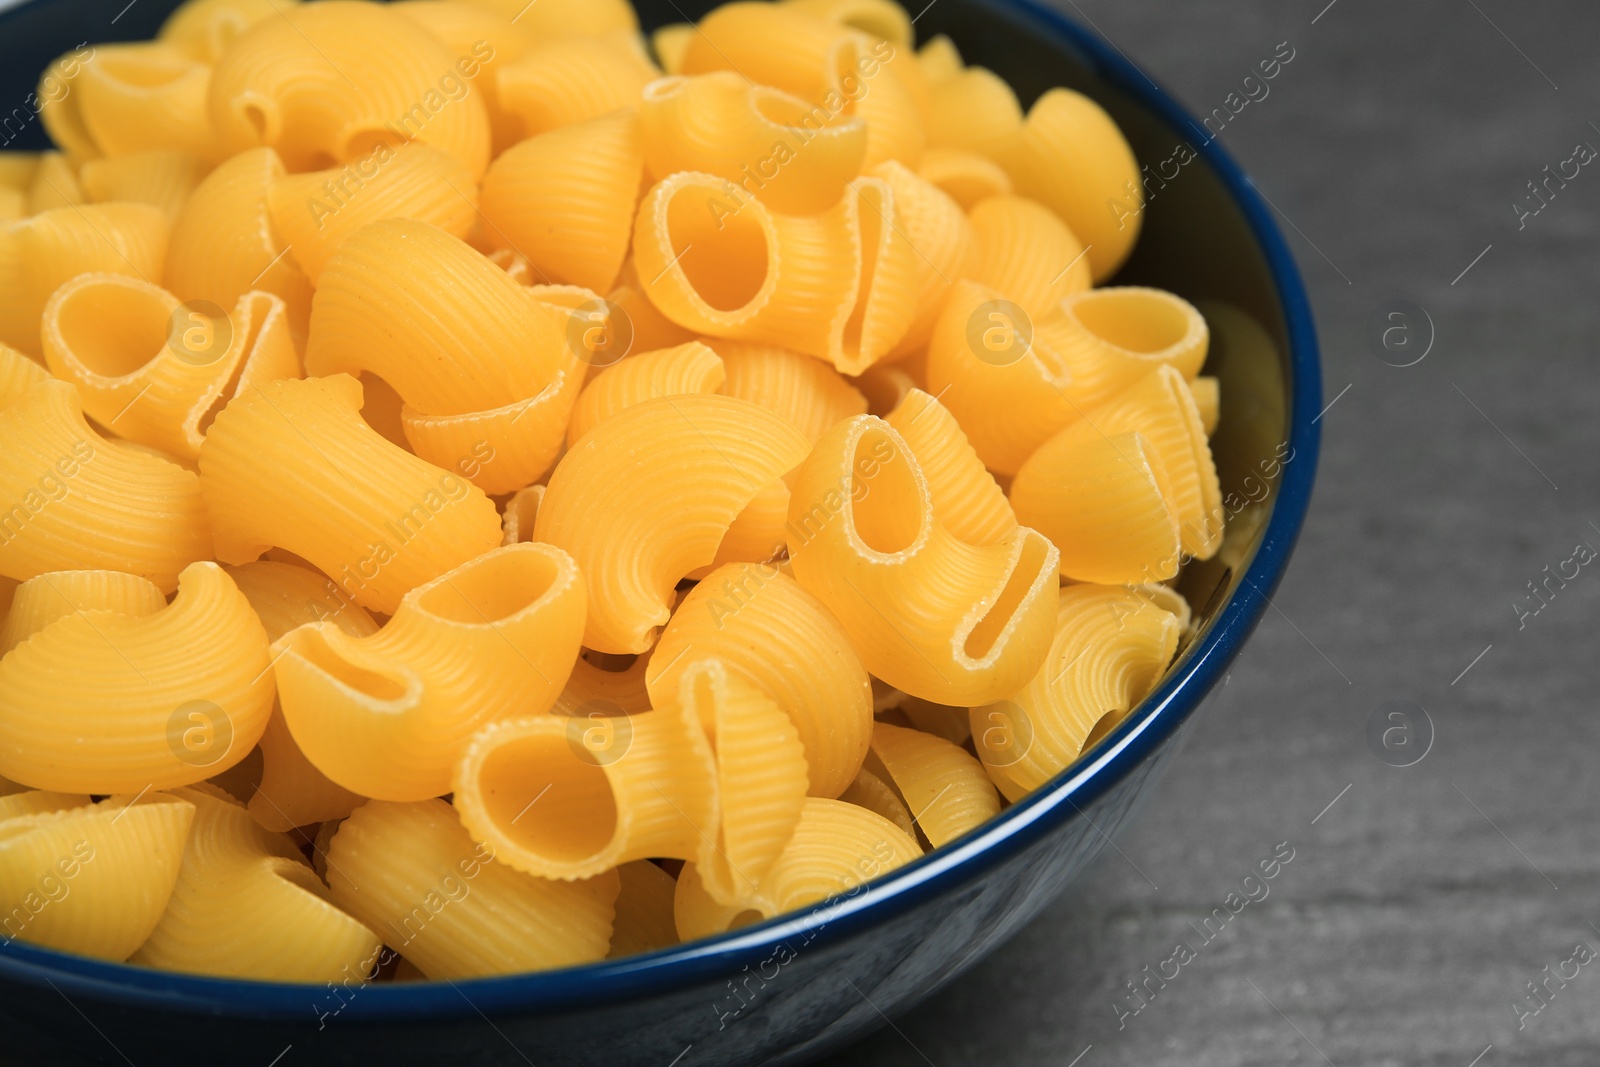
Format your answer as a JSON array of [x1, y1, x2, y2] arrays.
[[826, 1, 1600, 1065]]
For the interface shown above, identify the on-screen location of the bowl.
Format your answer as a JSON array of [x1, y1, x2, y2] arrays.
[[0, 0, 1321, 1063]]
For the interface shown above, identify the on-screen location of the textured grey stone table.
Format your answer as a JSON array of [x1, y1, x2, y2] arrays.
[[828, 1, 1600, 1064]]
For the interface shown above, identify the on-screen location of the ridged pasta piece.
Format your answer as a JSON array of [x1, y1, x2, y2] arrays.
[[464, 0, 637, 35], [639, 72, 867, 215], [0, 346, 45, 411], [0, 562, 273, 793], [838, 175, 919, 374], [0, 792, 194, 960], [674, 797, 920, 939], [918, 146, 1013, 210], [884, 387, 1015, 547], [130, 784, 381, 980], [1191, 375, 1220, 436], [166, 148, 313, 339], [608, 859, 679, 959], [0, 570, 167, 657], [837, 766, 914, 837], [785, 0, 912, 46], [868, 721, 998, 847], [496, 37, 657, 141], [870, 160, 974, 357], [1011, 428, 1179, 583], [0, 203, 169, 356], [227, 560, 375, 832], [479, 109, 643, 294], [25, 153, 85, 215], [453, 695, 718, 880], [967, 195, 1091, 310], [1001, 88, 1142, 282], [326, 798, 619, 978], [927, 66, 1021, 159], [552, 648, 654, 717], [0, 380, 212, 591], [652, 24, 693, 74], [199, 374, 504, 613], [1038, 287, 1210, 416], [79, 151, 209, 218], [158, 0, 294, 63], [42, 275, 300, 461], [0, 790, 93, 820], [536, 395, 810, 653], [35, 48, 100, 163], [648, 562, 872, 798], [392, 0, 535, 154], [267, 142, 478, 286], [567, 342, 725, 446], [273, 543, 584, 801], [709, 339, 868, 444], [69, 43, 216, 160], [208, 1, 492, 177], [974, 584, 1180, 801], [787, 415, 1058, 704]]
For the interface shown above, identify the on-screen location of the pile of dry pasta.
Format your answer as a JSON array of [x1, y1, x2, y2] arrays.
[[0, 0, 1222, 982]]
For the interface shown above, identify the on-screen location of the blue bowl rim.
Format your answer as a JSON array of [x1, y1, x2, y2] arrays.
[[0, 0, 1322, 1023]]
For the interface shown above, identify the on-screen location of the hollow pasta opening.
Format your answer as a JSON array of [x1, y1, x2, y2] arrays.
[[54, 281, 168, 378], [341, 126, 405, 162], [840, 183, 885, 358], [415, 550, 560, 625], [848, 427, 922, 554], [964, 532, 1052, 660], [583, 650, 638, 673], [475, 732, 617, 865], [1071, 291, 1193, 355], [292, 632, 410, 703], [198, 298, 273, 434], [664, 182, 770, 312], [752, 87, 832, 132]]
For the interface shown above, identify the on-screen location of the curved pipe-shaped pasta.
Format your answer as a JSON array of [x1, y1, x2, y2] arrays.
[[166, 147, 312, 339], [129, 784, 381, 980], [647, 563, 872, 799], [870, 160, 974, 358], [926, 66, 1021, 158], [208, 1, 491, 176], [788, 416, 1059, 705], [974, 584, 1180, 802], [227, 560, 374, 833], [272, 543, 584, 801], [608, 859, 679, 959], [0, 570, 166, 657], [79, 150, 209, 219], [838, 175, 919, 374], [391, 0, 534, 155], [43, 275, 300, 461], [69, 43, 216, 161], [536, 394, 810, 653], [0, 203, 169, 356], [884, 387, 1015, 547], [479, 109, 643, 294], [199, 374, 503, 613], [326, 798, 620, 978], [1040, 287, 1210, 411], [567, 342, 725, 446], [868, 721, 998, 848], [496, 37, 657, 141], [267, 142, 478, 286], [552, 648, 654, 717], [0, 562, 273, 793], [453, 697, 718, 881], [158, 0, 294, 63], [0, 380, 211, 591], [0, 792, 194, 960], [709, 339, 868, 444], [639, 72, 867, 215], [1001, 88, 1142, 282], [674, 797, 920, 940], [917, 146, 1013, 209], [967, 195, 1092, 310]]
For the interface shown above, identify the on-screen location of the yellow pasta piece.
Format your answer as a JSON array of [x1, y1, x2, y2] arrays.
[[648, 563, 873, 799], [869, 721, 998, 847], [567, 342, 725, 446], [0, 380, 212, 591], [1191, 375, 1220, 436], [784, 0, 912, 46], [199, 374, 504, 613], [0, 202, 169, 356], [159, 0, 295, 63], [839, 175, 919, 374], [1042, 287, 1210, 403], [849, 361, 919, 416], [496, 37, 657, 141], [787, 415, 1058, 704], [463, 0, 637, 36], [453, 695, 717, 880], [837, 766, 914, 837], [709, 339, 868, 444], [552, 648, 654, 717], [326, 798, 619, 978], [0, 791, 93, 820], [357, 372, 411, 450], [61, 43, 216, 161], [479, 109, 643, 294], [0, 570, 167, 657], [884, 387, 1015, 547], [967, 194, 1091, 310], [227, 560, 375, 832], [35, 48, 99, 160], [0, 792, 194, 960], [79, 151, 209, 218], [1002, 88, 1142, 282], [651, 24, 694, 75], [927, 67, 1021, 158], [974, 584, 1180, 801], [209, 1, 492, 177], [500, 485, 543, 546], [0, 345, 49, 412], [267, 142, 478, 285], [870, 160, 974, 358], [0, 155, 39, 192], [609, 258, 698, 354], [608, 860, 679, 959], [0, 562, 273, 793], [42, 274, 300, 462], [130, 784, 381, 980], [273, 543, 584, 801], [166, 147, 313, 339], [917, 34, 963, 86], [639, 72, 867, 215], [24, 153, 86, 215], [392, 0, 535, 154], [918, 146, 1013, 210], [537, 395, 810, 653]]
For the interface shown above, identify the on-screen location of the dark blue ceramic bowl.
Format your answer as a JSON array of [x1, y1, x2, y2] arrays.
[[0, 1, 1320, 1063]]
